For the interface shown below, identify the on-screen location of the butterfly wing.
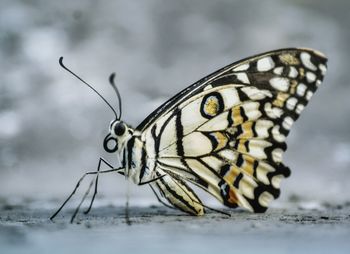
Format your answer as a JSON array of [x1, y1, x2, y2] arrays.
[[139, 48, 327, 213]]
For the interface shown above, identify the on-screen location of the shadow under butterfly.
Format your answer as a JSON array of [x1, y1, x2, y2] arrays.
[[50, 48, 328, 223]]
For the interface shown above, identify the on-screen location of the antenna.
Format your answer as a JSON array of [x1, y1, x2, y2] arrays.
[[109, 73, 122, 120], [59, 57, 118, 120]]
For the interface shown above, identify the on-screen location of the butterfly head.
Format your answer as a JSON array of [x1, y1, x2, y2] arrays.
[[58, 57, 128, 154], [103, 120, 131, 153]]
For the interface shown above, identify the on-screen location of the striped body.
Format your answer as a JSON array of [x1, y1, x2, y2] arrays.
[[110, 48, 327, 215], [119, 131, 205, 215]]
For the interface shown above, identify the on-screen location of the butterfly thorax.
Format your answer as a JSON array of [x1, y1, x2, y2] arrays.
[[104, 120, 152, 184]]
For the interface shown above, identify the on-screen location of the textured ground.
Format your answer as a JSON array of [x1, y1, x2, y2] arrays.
[[0, 202, 349, 254]]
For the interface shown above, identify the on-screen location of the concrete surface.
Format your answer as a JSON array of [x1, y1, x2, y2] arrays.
[[0, 201, 349, 254]]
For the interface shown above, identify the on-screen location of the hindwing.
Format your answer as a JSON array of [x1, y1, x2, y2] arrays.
[[140, 48, 327, 213]]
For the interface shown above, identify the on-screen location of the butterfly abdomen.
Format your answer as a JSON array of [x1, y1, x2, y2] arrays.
[[153, 169, 205, 216]]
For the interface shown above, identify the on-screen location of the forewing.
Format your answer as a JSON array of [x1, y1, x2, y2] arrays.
[[137, 48, 327, 132], [142, 48, 327, 212]]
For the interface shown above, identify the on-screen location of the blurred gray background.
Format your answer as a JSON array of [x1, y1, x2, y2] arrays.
[[0, 0, 349, 209]]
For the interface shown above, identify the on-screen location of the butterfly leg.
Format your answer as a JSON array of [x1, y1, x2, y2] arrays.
[[83, 158, 115, 214], [50, 162, 123, 222], [71, 158, 120, 223], [137, 173, 167, 185]]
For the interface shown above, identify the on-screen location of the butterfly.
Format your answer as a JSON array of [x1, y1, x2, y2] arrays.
[[51, 48, 327, 221]]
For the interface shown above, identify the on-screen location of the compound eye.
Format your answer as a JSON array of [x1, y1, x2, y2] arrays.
[[114, 123, 126, 136], [103, 134, 118, 153]]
